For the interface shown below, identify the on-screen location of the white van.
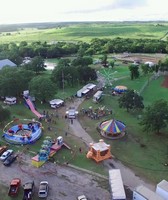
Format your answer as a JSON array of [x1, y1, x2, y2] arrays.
[[93, 91, 103, 103], [4, 97, 17, 105], [49, 99, 64, 108]]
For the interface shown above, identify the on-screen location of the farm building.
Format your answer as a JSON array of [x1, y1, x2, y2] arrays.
[[0, 59, 16, 69]]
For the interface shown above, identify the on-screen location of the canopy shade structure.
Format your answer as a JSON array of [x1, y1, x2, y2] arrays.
[[114, 85, 127, 93], [98, 119, 126, 139]]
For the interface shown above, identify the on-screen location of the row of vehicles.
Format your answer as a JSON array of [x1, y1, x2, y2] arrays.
[[8, 179, 86, 199], [0, 146, 17, 166], [8, 178, 49, 199]]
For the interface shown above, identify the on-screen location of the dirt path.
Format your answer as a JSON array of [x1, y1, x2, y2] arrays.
[[67, 98, 155, 191]]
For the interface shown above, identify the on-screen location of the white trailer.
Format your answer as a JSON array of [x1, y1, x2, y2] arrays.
[[109, 169, 126, 200], [4, 97, 17, 105], [76, 83, 96, 98], [76, 88, 90, 97], [133, 185, 164, 200], [93, 90, 103, 103], [156, 180, 168, 200], [49, 99, 64, 108]]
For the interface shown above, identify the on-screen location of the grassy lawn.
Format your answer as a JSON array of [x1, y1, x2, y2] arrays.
[[1, 22, 168, 43], [80, 88, 168, 183]]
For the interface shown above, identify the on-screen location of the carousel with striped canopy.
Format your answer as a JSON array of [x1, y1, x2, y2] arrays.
[[98, 119, 126, 139]]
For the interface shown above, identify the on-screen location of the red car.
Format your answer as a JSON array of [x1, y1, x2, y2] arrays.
[[8, 178, 21, 197]]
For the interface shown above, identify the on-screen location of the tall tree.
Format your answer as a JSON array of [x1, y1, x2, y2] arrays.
[[129, 64, 140, 80], [0, 67, 34, 97], [118, 89, 144, 112], [0, 105, 10, 122], [140, 99, 168, 134], [27, 56, 46, 74], [29, 76, 57, 102]]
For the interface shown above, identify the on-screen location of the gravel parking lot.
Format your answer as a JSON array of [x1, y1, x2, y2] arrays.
[[0, 153, 110, 200]]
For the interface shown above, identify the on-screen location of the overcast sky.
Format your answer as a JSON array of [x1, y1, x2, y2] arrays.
[[0, 0, 168, 24]]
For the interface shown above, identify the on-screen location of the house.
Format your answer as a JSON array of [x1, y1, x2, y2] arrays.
[[0, 59, 16, 70]]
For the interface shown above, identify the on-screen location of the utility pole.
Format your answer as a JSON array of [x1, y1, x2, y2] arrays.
[[62, 70, 64, 93]]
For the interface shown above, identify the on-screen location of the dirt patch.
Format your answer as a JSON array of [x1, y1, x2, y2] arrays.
[[116, 53, 166, 64], [161, 76, 168, 88]]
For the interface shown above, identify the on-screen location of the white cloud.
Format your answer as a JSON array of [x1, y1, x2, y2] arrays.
[[0, 0, 167, 24]]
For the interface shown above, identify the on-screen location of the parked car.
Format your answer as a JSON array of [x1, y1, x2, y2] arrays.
[[22, 181, 34, 200], [8, 178, 21, 197], [3, 154, 17, 166], [0, 145, 8, 156], [0, 149, 13, 161], [38, 181, 49, 198], [77, 195, 87, 200]]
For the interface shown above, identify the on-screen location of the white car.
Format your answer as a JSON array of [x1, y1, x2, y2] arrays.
[[0, 149, 13, 161], [77, 195, 87, 200], [38, 181, 49, 198]]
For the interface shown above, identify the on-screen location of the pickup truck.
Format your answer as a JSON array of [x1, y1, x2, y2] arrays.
[[22, 181, 34, 200], [8, 178, 21, 197]]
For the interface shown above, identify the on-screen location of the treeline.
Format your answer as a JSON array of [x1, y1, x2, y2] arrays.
[[0, 37, 167, 65]]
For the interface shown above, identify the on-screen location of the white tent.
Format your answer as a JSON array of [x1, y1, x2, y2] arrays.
[[145, 61, 155, 67]]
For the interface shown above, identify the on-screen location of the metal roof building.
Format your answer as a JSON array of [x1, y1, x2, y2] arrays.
[[0, 59, 16, 70]]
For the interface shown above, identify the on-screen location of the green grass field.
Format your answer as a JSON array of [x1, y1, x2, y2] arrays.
[[1, 22, 168, 43], [78, 74, 168, 184]]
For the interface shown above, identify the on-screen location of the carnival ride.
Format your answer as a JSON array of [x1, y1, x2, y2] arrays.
[[99, 68, 117, 87], [86, 139, 112, 163], [81, 106, 112, 120], [98, 119, 126, 139], [3, 119, 42, 145], [24, 97, 43, 118], [31, 136, 71, 168], [113, 85, 127, 94]]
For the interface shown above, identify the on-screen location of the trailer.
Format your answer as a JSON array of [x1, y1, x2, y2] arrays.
[[156, 180, 168, 200], [133, 185, 164, 200], [49, 99, 64, 108], [109, 169, 126, 200], [4, 97, 16, 105], [93, 90, 103, 103], [76, 83, 96, 98]]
